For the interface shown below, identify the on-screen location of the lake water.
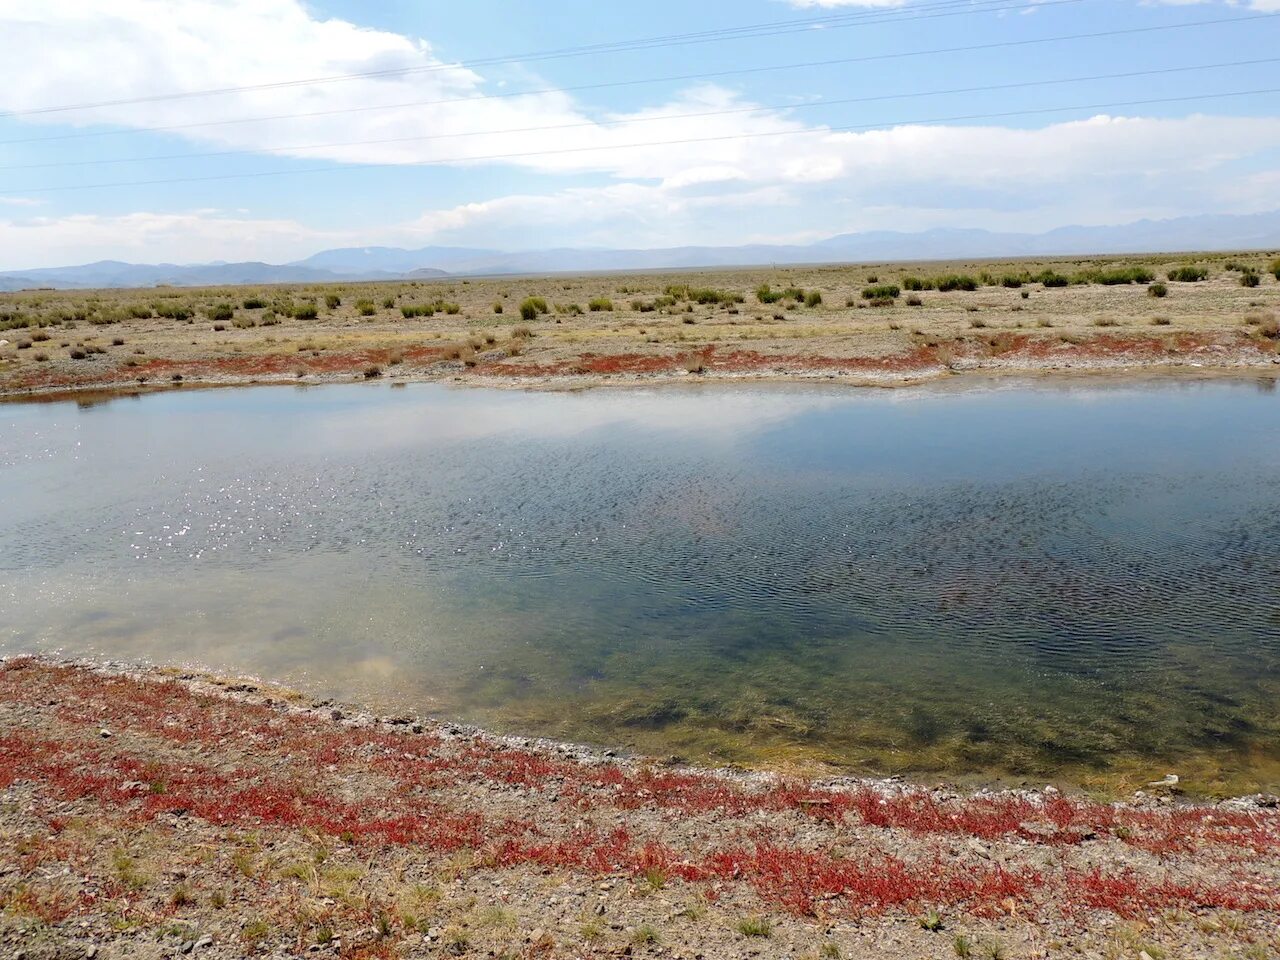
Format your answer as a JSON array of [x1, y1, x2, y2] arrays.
[[3, 378, 1279, 794]]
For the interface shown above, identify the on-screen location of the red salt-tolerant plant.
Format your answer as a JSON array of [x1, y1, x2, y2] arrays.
[[1064, 868, 1280, 918], [5, 661, 1279, 862], [701, 844, 1044, 918], [0, 884, 78, 924]]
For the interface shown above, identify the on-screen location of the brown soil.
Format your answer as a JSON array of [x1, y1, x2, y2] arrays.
[[3, 658, 1278, 959]]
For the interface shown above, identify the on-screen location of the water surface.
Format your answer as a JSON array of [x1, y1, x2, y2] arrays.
[[3, 378, 1279, 793]]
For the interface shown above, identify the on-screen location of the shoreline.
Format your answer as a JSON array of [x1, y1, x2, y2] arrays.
[[2, 342, 1278, 405], [3, 655, 1278, 958], [11, 653, 1278, 809]]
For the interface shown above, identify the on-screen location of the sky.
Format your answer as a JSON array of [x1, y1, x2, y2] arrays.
[[0, 0, 1278, 269]]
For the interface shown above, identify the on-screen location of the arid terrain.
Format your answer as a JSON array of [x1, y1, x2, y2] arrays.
[[2, 658, 1278, 959], [1, 253, 1278, 400]]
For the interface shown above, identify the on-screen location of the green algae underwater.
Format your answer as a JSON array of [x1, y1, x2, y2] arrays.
[[2, 377, 1279, 796]]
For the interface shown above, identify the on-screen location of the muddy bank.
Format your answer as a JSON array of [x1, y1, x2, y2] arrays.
[[2, 657, 1278, 959], [2, 328, 1278, 402]]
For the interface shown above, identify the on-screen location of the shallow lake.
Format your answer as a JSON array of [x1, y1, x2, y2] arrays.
[[3, 377, 1279, 794]]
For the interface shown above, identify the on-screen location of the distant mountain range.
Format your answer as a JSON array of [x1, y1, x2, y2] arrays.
[[4, 211, 1280, 291]]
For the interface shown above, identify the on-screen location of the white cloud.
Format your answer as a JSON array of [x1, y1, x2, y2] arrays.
[[4, 111, 1275, 266], [0, 210, 342, 268], [1, 0, 1279, 266], [0, 1, 817, 181], [0, 197, 44, 207]]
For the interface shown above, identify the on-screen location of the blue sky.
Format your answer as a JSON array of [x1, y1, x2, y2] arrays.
[[0, 0, 1278, 268]]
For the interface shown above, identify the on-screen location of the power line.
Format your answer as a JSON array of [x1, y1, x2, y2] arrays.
[[0, 0, 1072, 120], [12, 87, 1275, 194], [1, 8, 1268, 147], [3, 57, 1274, 173]]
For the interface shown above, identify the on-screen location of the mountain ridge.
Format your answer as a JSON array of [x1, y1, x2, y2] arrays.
[[4, 210, 1278, 290]]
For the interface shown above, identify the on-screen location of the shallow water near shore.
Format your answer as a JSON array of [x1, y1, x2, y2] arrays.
[[3, 377, 1280, 794]]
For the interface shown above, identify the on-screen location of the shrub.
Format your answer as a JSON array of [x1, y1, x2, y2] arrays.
[[325, 294, 341, 309], [902, 276, 933, 291], [755, 284, 784, 304], [519, 297, 548, 321], [588, 297, 614, 312], [208, 303, 234, 323], [401, 305, 434, 318], [690, 288, 743, 305], [355, 299, 376, 316], [492, 301, 503, 314], [868, 296, 896, 308], [1039, 271, 1069, 288], [382, 297, 396, 309], [294, 303, 318, 320], [1000, 275, 1024, 288], [804, 290, 823, 307], [1240, 270, 1261, 288], [363, 364, 382, 378], [1074, 266, 1154, 285], [441, 302, 461, 315], [736, 917, 772, 938], [1167, 265, 1208, 282], [905, 294, 923, 306], [862, 284, 900, 300], [936, 275, 978, 292], [242, 297, 267, 309], [557, 303, 584, 316], [232, 316, 256, 329], [127, 305, 153, 318], [1270, 258, 1280, 280]]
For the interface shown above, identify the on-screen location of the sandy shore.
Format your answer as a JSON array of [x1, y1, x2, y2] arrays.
[[2, 656, 1278, 959]]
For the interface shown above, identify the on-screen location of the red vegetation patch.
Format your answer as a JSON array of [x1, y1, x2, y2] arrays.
[[3, 660, 1279, 923]]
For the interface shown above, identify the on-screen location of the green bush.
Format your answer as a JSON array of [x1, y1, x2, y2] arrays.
[[325, 294, 341, 309], [520, 296, 549, 321], [1270, 259, 1280, 280], [901, 276, 933, 291], [755, 284, 784, 304], [1039, 271, 1069, 288], [1167, 265, 1208, 282], [936, 275, 978, 292], [492, 301, 503, 314], [588, 297, 614, 312], [1148, 282, 1168, 298], [1076, 266, 1155, 285], [862, 284, 900, 300], [1000, 275, 1024, 288], [1240, 270, 1261, 288], [242, 297, 267, 309], [401, 305, 434, 318], [294, 303, 319, 320], [208, 303, 234, 323], [355, 299, 376, 316], [804, 291, 823, 307]]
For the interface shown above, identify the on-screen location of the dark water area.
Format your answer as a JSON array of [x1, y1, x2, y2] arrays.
[[3, 378, 1279, 794]]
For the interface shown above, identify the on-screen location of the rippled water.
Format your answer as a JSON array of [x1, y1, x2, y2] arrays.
[[3, 378, 1280, 793]]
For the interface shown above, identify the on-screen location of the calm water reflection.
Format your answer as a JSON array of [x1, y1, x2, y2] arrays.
[[3, 378, 1279, 793]]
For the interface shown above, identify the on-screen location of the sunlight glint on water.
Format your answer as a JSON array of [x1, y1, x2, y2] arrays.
[[2, 379, 1279, 793]]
